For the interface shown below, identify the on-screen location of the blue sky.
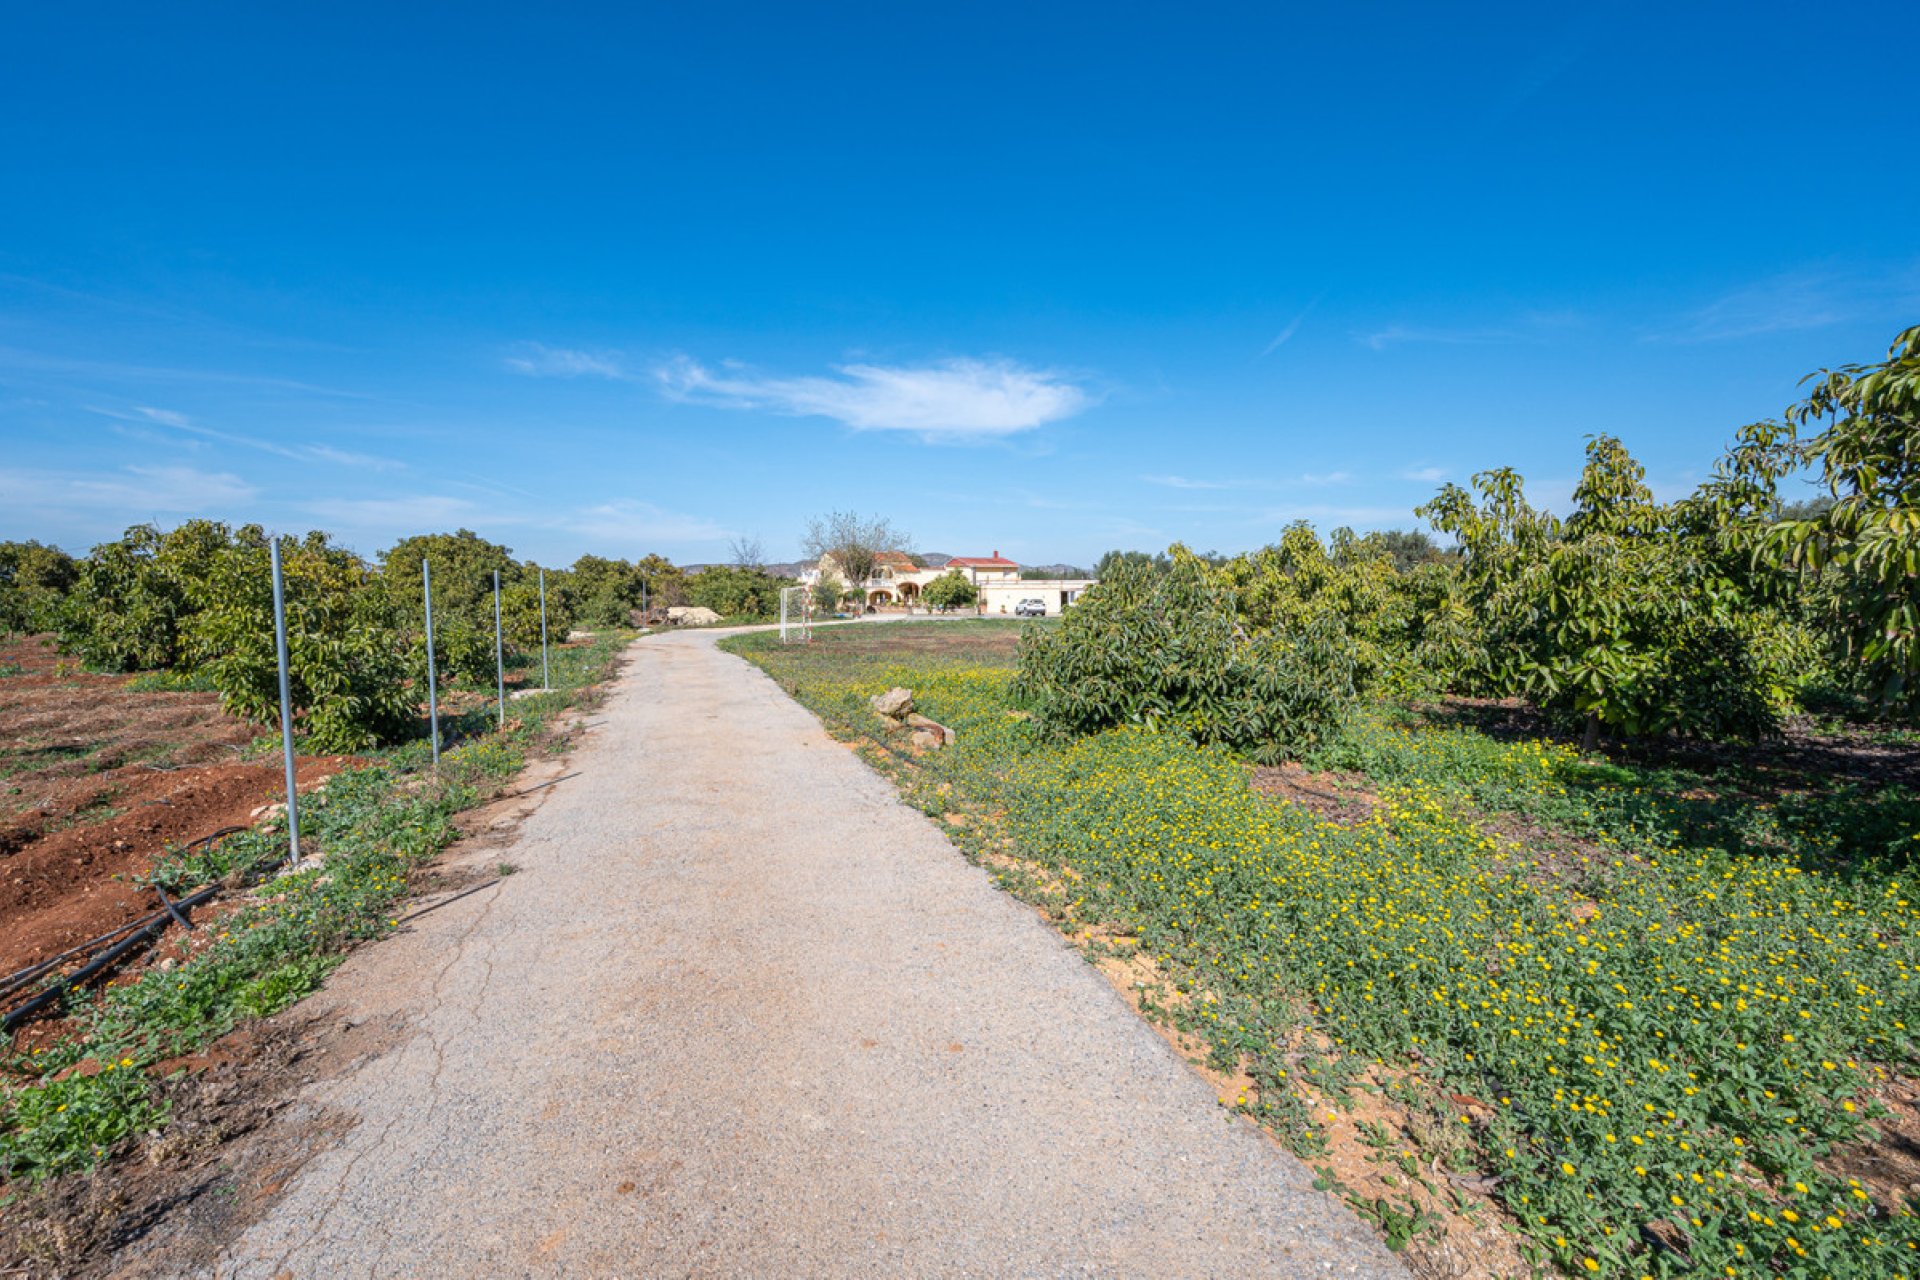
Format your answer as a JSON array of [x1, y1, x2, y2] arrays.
[[3, 1, 1915, 568]]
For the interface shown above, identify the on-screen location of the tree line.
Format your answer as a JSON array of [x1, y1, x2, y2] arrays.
[[1025, 323, 1920, 753], [0, 526, 797, 752]]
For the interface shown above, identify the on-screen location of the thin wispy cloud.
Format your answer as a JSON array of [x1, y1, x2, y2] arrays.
[[305, 495, 483, 529], [1489, 13, 1600, 120], [559, 500, 732, 546], [0, 345, 370, 398], [87, 405, 403, 471], [1402, 465, 1449, 482], [1253, 502, 1416, 529], [1257, 293, 1325, 359], [1144, 471, 1351, 491], [656, 355, 1092, 442], [1646, 267, 1920, 344], [503, 343, 630, 379], [1144, 474, 1235, 490], [2, 464, 257, 514], [1358, 324, 1526, 351]]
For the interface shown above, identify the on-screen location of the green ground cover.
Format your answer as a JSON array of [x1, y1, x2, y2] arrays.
[[726, 620, 1920, 1278], [0, 631, 631, 1188]]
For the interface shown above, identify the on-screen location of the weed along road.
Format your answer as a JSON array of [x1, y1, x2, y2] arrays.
[[206, 628, 1404, 1278]]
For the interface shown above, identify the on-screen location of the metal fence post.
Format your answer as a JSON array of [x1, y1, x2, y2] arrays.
[[539, 566, 550, 692], [269, 539, 302, 868], [494, 568, 506, 729], [423, 558, 440, 768]]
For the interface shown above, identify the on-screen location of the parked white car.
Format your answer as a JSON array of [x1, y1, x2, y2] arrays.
[[1013, 598, 1048, 617]]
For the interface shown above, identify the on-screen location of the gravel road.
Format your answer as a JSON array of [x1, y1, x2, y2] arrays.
[[204, 628, 1405, 1278]]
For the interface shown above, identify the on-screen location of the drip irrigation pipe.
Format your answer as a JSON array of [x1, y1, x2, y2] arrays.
[[153, 883, 197, 933], [3, 886, 216, 1034], [0, 913, 163, 998], [0, 826, 250, 1013]]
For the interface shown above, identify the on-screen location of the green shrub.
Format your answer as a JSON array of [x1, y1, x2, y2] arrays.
[[686, 564, 790, 620], [1013, 547, 1355, 763], [923, 569, 978, 610]]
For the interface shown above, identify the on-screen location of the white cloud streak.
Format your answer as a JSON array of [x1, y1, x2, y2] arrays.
[[503, 343, 630, 378], [87, 405, 403, 471], [1258, 293, 1325, 359], [1, 464, 257, 515], [656, 355, 1092, 441], [1358, 324, 1526, 351]]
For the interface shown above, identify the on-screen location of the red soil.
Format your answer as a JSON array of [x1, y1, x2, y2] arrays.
[[0, 636, 354, 989]]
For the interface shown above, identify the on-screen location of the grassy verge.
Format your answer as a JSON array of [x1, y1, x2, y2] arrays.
[[0, 631, 631, 1189], [725, 622, 1920, 1278]]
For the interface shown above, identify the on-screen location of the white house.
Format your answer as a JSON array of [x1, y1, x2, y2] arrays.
[[803, 550, 1095, 614]]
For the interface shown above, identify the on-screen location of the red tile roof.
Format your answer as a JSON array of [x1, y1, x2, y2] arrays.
[[947, 554, 1019, 568]]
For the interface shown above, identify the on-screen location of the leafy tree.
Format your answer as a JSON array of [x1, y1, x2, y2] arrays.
[[1362, 528, 1446, 573], [802, 510, 910, 587], [1730, 325, 1920, 710], [922, 569, 978, 610], [1094, 549, 1171, 578], [1422, 437, 1813, 748], [563, 554, 647, 627], [811, 574, 845, 614], [1014, 547, 1356, 763], [635, 554, 687, 610], [188, 533, 414, 752], [686, 565, 791, 620], [0, 540, 77, 634], [57, 523, 213, 670], [1217, 524, 1409, 693], [377, 529, 522, 683]]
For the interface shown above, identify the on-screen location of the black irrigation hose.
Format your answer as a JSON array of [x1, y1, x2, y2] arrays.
[[0, 912, 164, 998], [0, 825, 251, 1019], [2, 885, 217, 1033], [153, 882, 197, 933]]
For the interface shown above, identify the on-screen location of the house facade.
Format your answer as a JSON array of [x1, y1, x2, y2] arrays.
[[802, 550, 1095, 614]]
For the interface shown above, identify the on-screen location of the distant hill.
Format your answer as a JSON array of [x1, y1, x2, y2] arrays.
[[1021, 562, 1092, 579]]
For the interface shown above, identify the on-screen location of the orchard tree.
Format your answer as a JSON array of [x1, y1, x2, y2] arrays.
[[686, 564, 791, 620], [189, 532, 414, 752], [377, 529, 524, 683], [0, 540, 77, 634], [1738, 324, 1920, 710], [802, 511, 910, 588], [1423, 437, 1814, 748]]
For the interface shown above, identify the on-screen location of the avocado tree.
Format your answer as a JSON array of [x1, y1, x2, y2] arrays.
[[0, 540, 77, 634], [1422, 437, 1813, 748], [188, 532, 414, 751], [1735, 325, 1920, 710], [377, 529, 523, 684]]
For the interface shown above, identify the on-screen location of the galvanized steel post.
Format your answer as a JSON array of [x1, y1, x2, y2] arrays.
[[423, 557, 440, 768], [269, 539, 302, 867], [539, 566, 550, 692], [494, 568, 506, 729]]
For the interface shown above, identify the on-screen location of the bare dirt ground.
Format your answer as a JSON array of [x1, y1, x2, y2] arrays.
[[0, 635, 354, 1017]]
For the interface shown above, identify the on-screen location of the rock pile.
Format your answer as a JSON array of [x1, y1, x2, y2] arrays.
[[868, 687, 955, 751]]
